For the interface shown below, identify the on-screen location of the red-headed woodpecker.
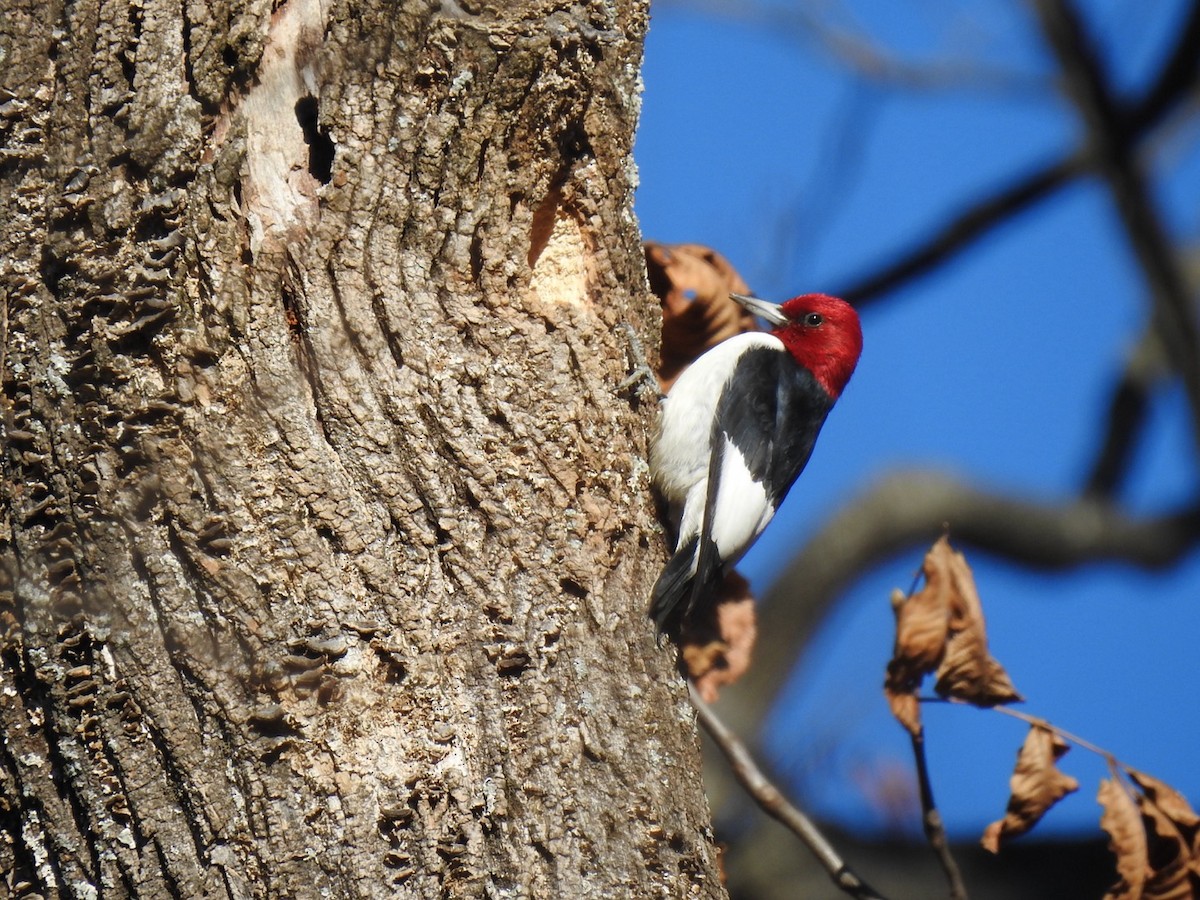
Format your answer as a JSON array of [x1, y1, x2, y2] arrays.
[[649, 292, 863, 631]]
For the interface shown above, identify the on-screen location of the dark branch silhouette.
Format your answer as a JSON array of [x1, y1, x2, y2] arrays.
[[840, 155, 1084, 306], [659, 0, 1042, 95], [839, 0, 1200, 310], [1127, 0, 1200, 134], [1032, 0, 1200, 445], [1083, 331, 1164, 497]]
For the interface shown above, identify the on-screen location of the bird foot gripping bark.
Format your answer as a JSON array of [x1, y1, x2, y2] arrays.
[[616, 323, 664, 402]]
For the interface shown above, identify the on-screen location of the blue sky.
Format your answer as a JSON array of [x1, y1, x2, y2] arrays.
[[634, 1, 1200, 839]]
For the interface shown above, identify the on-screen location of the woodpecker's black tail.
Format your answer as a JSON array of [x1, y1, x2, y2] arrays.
[[651, 432, 727, 633], [649, 533, 725, 633], [649, 536, 698, 632]]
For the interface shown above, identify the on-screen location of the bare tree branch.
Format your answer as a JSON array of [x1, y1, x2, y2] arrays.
[[839, 0, 1200, 309], [1128, 0, 1200, 134], [666, 1, 1199, 317], [689, 683, 889, 900], [721, 471, 1200, 735], [840, 155, 1085, 306], [909, 726, 969, 900], [1083, 370, 1153, 498], [1083, 330, 1166, 497], [1032, 0, 1200, 444]]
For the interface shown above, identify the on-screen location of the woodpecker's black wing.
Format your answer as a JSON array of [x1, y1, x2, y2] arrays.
[[719, 347, 833, 506], [650, 347, 834, 632]]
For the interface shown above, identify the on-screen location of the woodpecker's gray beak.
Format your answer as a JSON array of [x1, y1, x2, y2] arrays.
[[730, 293, 789, 327]]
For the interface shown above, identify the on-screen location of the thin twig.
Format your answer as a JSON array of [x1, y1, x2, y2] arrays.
[[909, 725, 969, 900], [657, 0, 1040, 95], [979, 702, 1120, 767], [920, 696, 1123, 769], [688, 683, 888, 900], [1128, 0, 1200, 133]]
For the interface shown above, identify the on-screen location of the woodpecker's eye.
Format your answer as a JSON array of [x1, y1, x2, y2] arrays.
[[803, 313, 824, 327]]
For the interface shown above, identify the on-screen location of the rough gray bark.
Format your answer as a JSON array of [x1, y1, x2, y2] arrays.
[[0, 0, 724, 896]]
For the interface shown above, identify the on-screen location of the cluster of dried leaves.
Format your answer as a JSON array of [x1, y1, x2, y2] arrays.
[[645, 243, 760, 697], [1097, 768, 1200, 899], [644, 242, 757, 391], [887, 537, 1200, 898], [985, 738, 1200, 898], [884, 535, 1021, 734]]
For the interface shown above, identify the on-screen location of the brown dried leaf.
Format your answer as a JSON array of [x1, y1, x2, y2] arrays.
[[1129, 769, 1200, 835], [981, 725, 1079, 853], [884, 683, 923, 736], [1135, 774, 1200, 900], [935, 637, 1021, 707], [890, 578, 952, 678], [1138, 801, 1197, 900], [884, 573, 952, 736], [682, 571, 756, 703], [884, 537, 1020, 734], [681, 640, 725, 684], [644, 242, 755, 390], [929, 538, 1021, 707], [1099, 777, 1152, 900], [1097, 771, 1200, 900], [1099, 776, 1148, 900]]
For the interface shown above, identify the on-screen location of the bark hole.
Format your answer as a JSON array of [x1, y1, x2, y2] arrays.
[[294, 95, 334, 185]]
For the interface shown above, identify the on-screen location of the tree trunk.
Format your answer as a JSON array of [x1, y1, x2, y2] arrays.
[[0, 1, 724, 896]]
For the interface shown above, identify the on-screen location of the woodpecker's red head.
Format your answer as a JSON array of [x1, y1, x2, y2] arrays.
[[731, 292, 862, 399]]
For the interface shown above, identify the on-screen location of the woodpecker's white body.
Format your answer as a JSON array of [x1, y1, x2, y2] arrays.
[[652, 333, 782, 571]]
